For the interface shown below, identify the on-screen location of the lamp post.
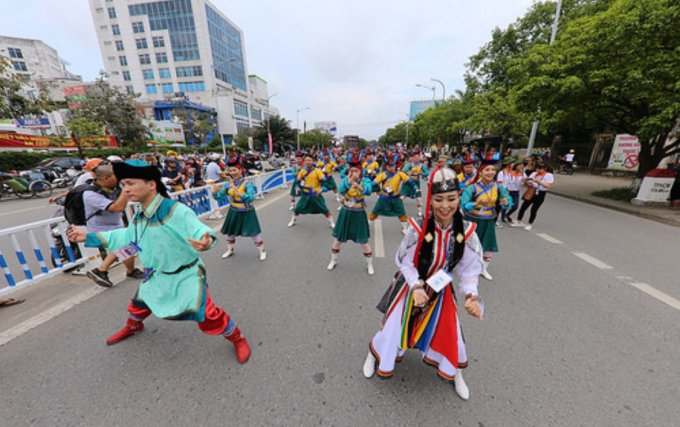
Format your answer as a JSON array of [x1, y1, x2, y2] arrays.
[[526, 0, 563, 157], [399, 112, 410, 148], [265, 93, 278, 155], [430, 78, 446, 103], [416, 84, 436, 101], [296, 107, 310, 151]]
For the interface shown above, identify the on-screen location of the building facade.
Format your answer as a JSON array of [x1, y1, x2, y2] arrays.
[[88, 0, 278, 143]]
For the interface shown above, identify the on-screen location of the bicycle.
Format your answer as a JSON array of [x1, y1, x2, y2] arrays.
[[0, 171, 53, 200]]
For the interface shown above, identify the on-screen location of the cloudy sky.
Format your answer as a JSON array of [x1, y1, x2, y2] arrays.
[[1, 0, 535, 140]]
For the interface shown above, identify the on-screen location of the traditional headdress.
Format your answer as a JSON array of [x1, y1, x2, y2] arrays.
[[113, 159, 169, 198], [462, 155, 475, 165], [364, 148, 373, 156], [226, 152, 242, 168], [347, 150, 363, 170], [385, 152, 399, 166]]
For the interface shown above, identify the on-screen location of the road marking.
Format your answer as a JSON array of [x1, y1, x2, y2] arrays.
[[617, 276, 632, 280], [374, 219, 385, 258], [628, 282, 680, 311], [0, 206, 48, 217], [572, 252, 613, 270], [0, 285, 105, 347], [536, 233, 563, 244]]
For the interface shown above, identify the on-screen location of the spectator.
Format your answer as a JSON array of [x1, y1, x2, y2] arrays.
[[162, 158, 184, 192], [84, 165, 144, 287], [205, 155, 222, 183], [48, 158, 103, 205]]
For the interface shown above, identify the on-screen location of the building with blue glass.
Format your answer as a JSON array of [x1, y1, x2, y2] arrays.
[[89, 0, 278, 143]]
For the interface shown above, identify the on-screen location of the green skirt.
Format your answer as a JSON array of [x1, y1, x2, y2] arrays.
[[466, 216, 498, 252], [220, 208, 262, 237], [323, 176, 338, 191], [371, 198, 406, 217], [294, 193, 330, 215], [401, 179, 420, 199], [332, 208, 370, 244], [289, 182, 299, 197]]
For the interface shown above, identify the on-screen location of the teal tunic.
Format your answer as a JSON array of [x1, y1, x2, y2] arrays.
[[85, 194, 217, 320], [213, 178, 262, 237], [332, 177, 372, 244]]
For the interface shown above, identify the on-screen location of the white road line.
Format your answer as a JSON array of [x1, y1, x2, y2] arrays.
[[536, 233, 563, 244], [0, 286, 105, 347], [374, 219, 385, 258], [0, 206, 47, 217], [628, 282, 680, 311], [617, 276, 632, 280], [572, 252, 613, 270]]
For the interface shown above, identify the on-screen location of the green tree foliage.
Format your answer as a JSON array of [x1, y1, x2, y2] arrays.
[[298, 129, 334, 149], [234, 116, 296, 153], [0, 57, 50, 119], [65, 118, 104, 158], [172, 108, 216, 148], [511, 0, 680, 177], [72, 73, 149, 149]]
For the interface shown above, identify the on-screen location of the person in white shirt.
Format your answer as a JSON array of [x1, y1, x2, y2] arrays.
[[497, 158, 525, 224], [205, 156, 223, 182], [512, 161, 553, 231]]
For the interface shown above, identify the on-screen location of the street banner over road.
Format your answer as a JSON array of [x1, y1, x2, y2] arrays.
[[0, 132, 117, 149]]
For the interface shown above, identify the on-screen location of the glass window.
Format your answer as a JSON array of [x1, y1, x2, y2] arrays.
[[108, 7, 116, 18], [176, 66, 202, 78], [104, 41, 112, 46], [8, 48, 23, 59], [112, 24, 120, 36], [123, 71, 131, 81], [100, 25, 109, 30], [142, 69, 154, 80], [146, 84, 158, 94], [178, 81, 205, 92], [132, 21, 145, 33], [13, 61, 28, 72], [155, 52, 168, 63], [136, 38, 148, 49], [233, 100, 249, 117], [250, 106, 262, 121], [139, 54, 151, 65], [126, 85, 135, 95], [159, 68, 171, 79], [162, 83, 174, 93], [206, 4, 246, 91], [108, 56, 116, 61], [119, 56, 128, 66], [115, 40, 124, 51], [152, 36, 165, 48]]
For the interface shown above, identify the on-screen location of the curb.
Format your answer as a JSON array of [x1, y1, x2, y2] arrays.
[[551, 190, 680, 228]]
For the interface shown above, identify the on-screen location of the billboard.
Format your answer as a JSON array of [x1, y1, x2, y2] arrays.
[[409, 100, 436, 121], [143, 120, 185, 146], [607, 134, 640, 171], [314, 121, 337, 135], [0, 132, 117, 149], [64, 86, 87, 110]]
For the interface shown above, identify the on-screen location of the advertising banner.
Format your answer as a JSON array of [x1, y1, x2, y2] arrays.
[[144, 120, 185, 146], [64, 86, 87, 110], [0, 132, 117, 149], [607, 134, 640, 171], [409, 100, 436, 121]]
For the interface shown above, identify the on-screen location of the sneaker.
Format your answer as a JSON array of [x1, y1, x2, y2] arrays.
[[259, 250, 267, 261], [495, 221, 503, 229], [126, 268, 144, 279], [367, 264, 375, 275], [510, 221, 523, 228], [87, 268, 113, 288], [524, 224, 533, 231]]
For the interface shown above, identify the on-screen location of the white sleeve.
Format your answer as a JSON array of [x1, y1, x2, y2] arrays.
[[395, 223, 422, 289], [456, 231, 484, 297]]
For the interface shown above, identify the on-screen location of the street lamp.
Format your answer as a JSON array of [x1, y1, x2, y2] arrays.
[[430, 78, 446, 103], [296, 107, 310, 151], [265, 93, 278, 155], [399, 112, 411, 148], [416, 84, 436, 101]]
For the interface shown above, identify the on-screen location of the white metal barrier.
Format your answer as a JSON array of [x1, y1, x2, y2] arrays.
[[0, 167, 295, 292]]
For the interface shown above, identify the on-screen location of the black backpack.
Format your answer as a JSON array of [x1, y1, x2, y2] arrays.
[[63, 184, 104, 226]]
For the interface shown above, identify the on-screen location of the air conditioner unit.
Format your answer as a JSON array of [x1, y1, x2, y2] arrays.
[[174, 92, 185, 97]]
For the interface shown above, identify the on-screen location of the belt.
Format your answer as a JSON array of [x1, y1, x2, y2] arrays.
[[162, 259, 198, 275]]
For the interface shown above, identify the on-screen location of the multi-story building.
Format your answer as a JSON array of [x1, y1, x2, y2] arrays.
[[88, 0, 278, 143]]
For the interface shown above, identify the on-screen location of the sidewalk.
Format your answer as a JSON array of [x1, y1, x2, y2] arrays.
[[550, 172, 680, 227]]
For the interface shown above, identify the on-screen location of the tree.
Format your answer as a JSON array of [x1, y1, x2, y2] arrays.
[[73, 72, 149, 149], [258, 116, 296, 153], [511, 0, 680, 178], [298, 129, 334, 149], [172, 108, 216, 149], [68, 118, 104, 158], [0, 57, 50, 119]]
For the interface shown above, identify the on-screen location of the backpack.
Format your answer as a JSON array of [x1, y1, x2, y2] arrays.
[[63, 184, 105, 226]]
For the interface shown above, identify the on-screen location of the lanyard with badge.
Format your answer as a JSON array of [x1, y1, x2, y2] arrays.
[[113, 207, 151, 280]]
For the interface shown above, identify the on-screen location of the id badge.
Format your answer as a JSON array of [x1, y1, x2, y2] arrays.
[[347, 198, 356, 208], [426, 269, 454, 293], [300, 180, 306, 187], [113, 241, 141, 261], [385, 185, 393, 193]]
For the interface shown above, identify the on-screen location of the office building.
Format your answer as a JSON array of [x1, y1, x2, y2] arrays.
[[88, 0, 278, 142]]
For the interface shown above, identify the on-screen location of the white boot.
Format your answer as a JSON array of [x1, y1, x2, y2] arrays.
[[327, 252, 338, 271], [328, 216, 335, 229], [289, 202, 295, 211], [481, 260, 493, 281], [401, 222, 408, 235], [222, 243, 235, 259], [365, 254, 374, 275], [362, 351, 377, 378], [257, 245, 267, 261], [335, 193, 341, 202], [337, 204, 342, 211], [287, 215, 297, 227], [454, 370, 470, 400]]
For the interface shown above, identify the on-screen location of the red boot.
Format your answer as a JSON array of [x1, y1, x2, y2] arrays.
[[225, 326, 251, 363], [106, 318, 144, 346]]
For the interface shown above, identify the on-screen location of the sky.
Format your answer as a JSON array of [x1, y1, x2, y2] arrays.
[[0, 0, 536, 140]]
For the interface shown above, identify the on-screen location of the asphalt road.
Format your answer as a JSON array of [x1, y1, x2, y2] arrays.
[[0, 186, 678, 427]]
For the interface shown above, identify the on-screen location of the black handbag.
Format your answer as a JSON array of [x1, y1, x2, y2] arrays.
[[376, 272, 406, 314]]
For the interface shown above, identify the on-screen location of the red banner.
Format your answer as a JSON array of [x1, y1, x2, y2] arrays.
[[0, 132, 117, 149], [64, 86, 87, 110]]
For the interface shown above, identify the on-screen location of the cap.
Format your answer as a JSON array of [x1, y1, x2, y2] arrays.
[[85, 158, 104, 171]]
